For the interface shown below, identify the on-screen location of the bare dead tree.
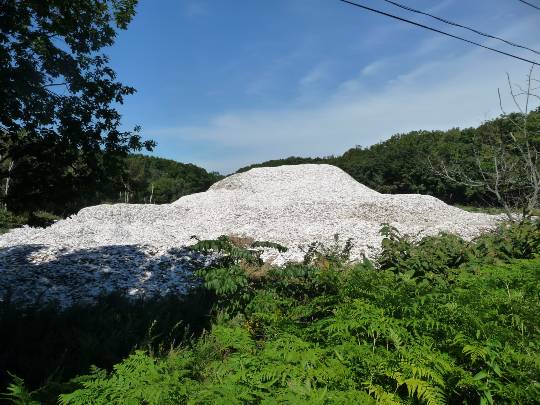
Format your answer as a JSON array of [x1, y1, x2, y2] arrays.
[[120, 177, 131, 204], [431, 66, 539, 222], [3, 160, 14, 210], [149, 183, 154, 204], [0, 151, 14, 211]]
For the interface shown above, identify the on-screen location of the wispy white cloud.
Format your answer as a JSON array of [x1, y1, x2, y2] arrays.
[[352, 0, 455, 50], [184, 1, 208, 18], [299, 62, 331, 86], [361, 60, 385, 76], [244, 53, 299, 96], [150, 18, 540, 174], [425, 0, 455, 15]]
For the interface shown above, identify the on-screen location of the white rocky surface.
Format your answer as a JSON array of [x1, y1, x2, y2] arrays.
[[0, 164, 502, 307]]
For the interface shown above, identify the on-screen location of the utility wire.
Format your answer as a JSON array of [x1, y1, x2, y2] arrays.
[[517, 0, 540, 11], [381, 0, 540, 56], [337, 0, 540, 66]]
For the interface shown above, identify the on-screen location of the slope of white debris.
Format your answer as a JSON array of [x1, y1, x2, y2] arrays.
[[0, 164, 502, 307]]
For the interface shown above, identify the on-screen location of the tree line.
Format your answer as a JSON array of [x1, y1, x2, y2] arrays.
[[237, 107, 540, 215], [1, 109, 538, 226], [0, 152, 221, 229]]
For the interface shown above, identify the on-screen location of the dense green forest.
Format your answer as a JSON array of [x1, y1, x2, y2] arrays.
[[120, 155, 222, 204], [0, 154, 221, 231]]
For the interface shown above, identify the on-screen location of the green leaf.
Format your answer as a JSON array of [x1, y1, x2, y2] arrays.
[[473, 370, 489, 380]]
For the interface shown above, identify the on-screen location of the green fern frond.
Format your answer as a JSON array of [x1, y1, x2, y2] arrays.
[[1, 373, 40, 405], [400, 377, 446, 405], [363, 380, 405, 405], [251, 240, 288, 252]]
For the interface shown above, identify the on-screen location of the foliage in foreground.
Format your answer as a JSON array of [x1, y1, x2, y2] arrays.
[[0, 290, 215, 403], [0, 210, 61, 234], [53, 260, 539, 404], [4, 222, 526, 404]]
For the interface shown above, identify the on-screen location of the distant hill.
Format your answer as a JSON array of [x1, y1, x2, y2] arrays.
[[237, 156, 329, 173], [122, 154, 223, 204]]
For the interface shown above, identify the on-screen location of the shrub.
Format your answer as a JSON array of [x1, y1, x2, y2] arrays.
[[27, 210, 62, 228], [378, 224, 471, 277], [190, 235, 287, 267], [302, 233, 354, 268], [0, 210, 27, 234], [377, 221, 540, 278]]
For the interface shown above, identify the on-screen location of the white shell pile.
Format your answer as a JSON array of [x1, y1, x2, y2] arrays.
[[0, 164, 501, 307]]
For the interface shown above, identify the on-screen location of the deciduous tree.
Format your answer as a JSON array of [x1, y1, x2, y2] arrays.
[[432, 68, 540, 221], [0, 0, 154, 214]]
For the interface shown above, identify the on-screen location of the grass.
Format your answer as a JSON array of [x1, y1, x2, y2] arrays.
[[0, 210, 62, 234], [0, 210, 26, 234]]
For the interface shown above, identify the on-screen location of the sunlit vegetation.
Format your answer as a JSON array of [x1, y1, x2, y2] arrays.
[[122, 155, 223, 204], [2, 221, 538, 404]]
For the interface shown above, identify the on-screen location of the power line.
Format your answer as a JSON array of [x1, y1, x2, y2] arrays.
[[337, 0, 540, 66], [381, 0, 540, 56], [517, 0, 540, 11]]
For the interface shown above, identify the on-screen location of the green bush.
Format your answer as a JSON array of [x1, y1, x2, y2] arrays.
[[0, 209, 64, 232], [27, 210, 62, 228], [0, 210, 27, 234], [472, 220, 540, 261], [377, 221, 540, 279]]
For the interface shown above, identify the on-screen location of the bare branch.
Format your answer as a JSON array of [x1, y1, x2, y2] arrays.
[[507, 72, 524, 114], [434, 67, 539, 221]]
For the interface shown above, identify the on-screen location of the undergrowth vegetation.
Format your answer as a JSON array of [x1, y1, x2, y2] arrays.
[[0, 291, 215, 403], [0, 210, 61, 234], [2, 222, 539, 404]]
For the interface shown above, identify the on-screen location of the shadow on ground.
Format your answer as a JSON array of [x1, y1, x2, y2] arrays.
[[0, 243, 211, 307], [0, 244, 215, 399]]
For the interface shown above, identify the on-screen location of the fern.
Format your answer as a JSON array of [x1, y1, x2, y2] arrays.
[[59, 351, 196, 404], [1, 373, 40, 405], [251, 240, 288, 253], [27, 223, 539, 404], [393, 374, 446, 405]]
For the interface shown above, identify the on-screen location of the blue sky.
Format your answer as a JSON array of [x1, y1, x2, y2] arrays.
[[108, 0, 540, 173]]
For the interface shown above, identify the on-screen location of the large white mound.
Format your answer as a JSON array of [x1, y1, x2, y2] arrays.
[[0, 164, 501, 307], [205, 164, 380, 196]]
